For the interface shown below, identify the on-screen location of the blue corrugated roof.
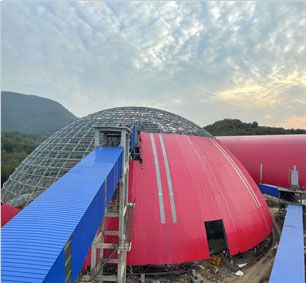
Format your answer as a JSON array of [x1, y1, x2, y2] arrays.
[[258, 183, 280, 198], [270, 204, 305, 283], [2, 147, 123, 283]]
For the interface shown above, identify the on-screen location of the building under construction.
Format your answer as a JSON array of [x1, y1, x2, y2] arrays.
[[1, 107, 306, 282]]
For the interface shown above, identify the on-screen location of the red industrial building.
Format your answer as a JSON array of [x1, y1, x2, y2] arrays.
[[218, 135, 306, 189]]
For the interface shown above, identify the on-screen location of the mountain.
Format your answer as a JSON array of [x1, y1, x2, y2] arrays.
[[204, 119, 306, 136], [1, 91, 77, 136]]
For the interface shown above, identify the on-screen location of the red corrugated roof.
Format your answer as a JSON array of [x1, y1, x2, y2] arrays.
[[125, 133, 272, 265], [1, 203, 20, 227], [217, 135, 306, 189]]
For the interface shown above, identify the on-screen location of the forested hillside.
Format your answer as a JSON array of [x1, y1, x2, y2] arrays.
[[1, 132, 45, 184], [204, 119, 306, 136]]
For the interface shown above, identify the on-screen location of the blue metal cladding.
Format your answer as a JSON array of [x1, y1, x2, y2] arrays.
[[258, 183, 280, 198], [44, 250, 66, 283], [107, 169, 116, 204], [270, 204, 305, 283], [130, 125, 137, 152], [2, 147, 123, 283]]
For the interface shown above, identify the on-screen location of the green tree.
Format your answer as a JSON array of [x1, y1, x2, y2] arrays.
[[1, 132, 45, 185], [204, 119, 306, 136]]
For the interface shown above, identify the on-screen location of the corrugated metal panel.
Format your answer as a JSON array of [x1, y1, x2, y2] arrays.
[[270, 205, 305, 283], [258, 183, 280, 198], [217, 135, 306, 189], [126, 133, 273, 265], [2, 147, 123, 283], [44, 250, 66, 283], [130, 125, 137, 152]]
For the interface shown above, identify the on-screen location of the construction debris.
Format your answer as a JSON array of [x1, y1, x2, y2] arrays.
[[235, 270, 244, 277], [190, 269, 204, 283], [209, 255, 222, 266]]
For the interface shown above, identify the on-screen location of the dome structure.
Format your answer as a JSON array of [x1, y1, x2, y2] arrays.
[[2, 107, 210, 208], [125, 132, 273, 265], [2, 106, 273, 270]]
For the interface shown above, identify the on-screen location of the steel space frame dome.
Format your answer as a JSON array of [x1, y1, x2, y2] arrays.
[[2, 107, 211, 208]]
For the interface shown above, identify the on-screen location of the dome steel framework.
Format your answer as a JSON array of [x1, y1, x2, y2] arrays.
[[2, 107, 210, 208]]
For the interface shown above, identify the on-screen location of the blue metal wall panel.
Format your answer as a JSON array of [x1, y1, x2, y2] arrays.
[[130, 125, 137, 152], [71, 184, 105, 282], [2, 147, 123, 283], [258, 183, 280, 198], [270, 204, 305, 283], [107, 167, 116, 203], [44, 250, 66, 283]]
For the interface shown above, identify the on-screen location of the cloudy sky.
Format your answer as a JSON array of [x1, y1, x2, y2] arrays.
[[2, 1, 306, 128]]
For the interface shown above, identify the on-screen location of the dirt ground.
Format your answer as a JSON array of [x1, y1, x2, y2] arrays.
[[194, 241, 277, 283], [194, 201, 280, 283], [128, 241, 278, 283]]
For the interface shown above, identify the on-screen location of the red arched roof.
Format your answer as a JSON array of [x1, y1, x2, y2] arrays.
[[217, 135, 306, 189], [126, 133, 272, 265]]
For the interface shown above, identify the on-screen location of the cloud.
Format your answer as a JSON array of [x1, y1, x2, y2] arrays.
[[216, 83, 280, 108], [282, 116, 306, 129], [216, 71, 306, 109], [2, 2, 306, 128]]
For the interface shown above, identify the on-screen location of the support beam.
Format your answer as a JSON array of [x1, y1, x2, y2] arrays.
[[259, 163, 263, 183], [117, 129, 130, 283]]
